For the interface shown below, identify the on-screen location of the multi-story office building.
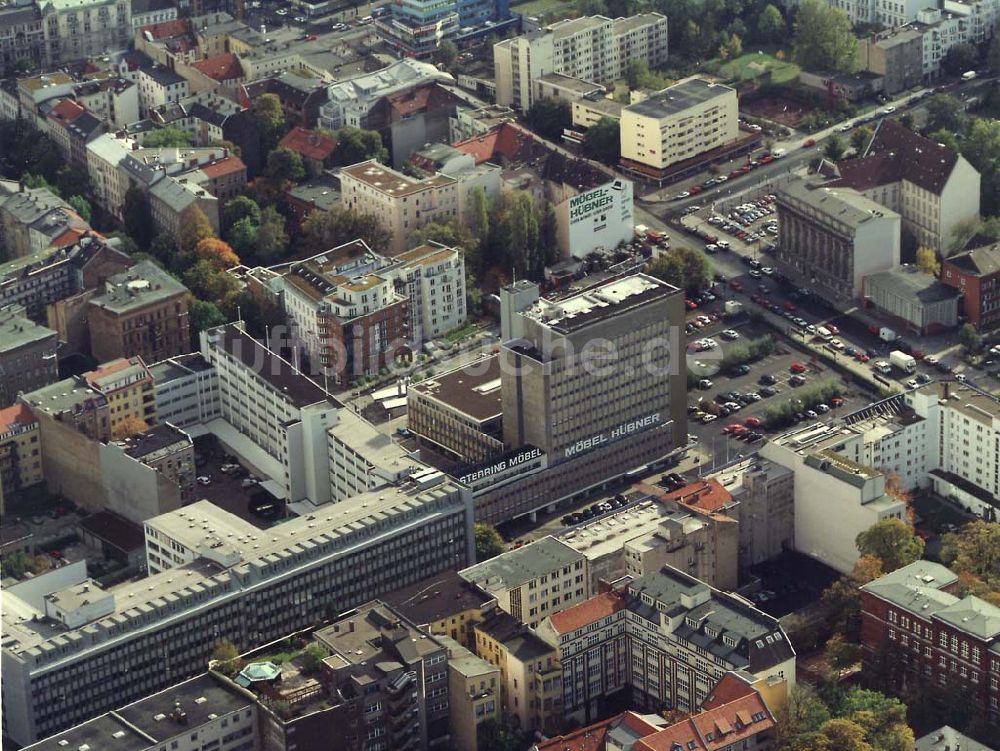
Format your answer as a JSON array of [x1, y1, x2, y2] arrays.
[[460, 536, 588, 629], [625, 566, 795, 714], [392, 243, 466, 344], [200, 323, 339, 505], [824, 120, 980, 252], [312, 602, 451, 750], [1, 475, 474, 746], [0, 403, 43, 513], [327, 408, 425, 502], [493, 13, 668, 110], [760, 422, 908, 574], [774, 178, 900, 304], [149, 352, 220, 427], [0, 305, 57, 408], [19, 672, 259, 751], [339, 160, 459, 256], [280, 240, 410, 382], [860, 560, 1000, 724], [941, 242, 1000, 331], [374, 0, 459, 58], [39, 0, 132, 66], [536, 590, 628, 724], [619, 79, 738, 176], [473, 611, 563, 733], [86, 260, 191, 365]]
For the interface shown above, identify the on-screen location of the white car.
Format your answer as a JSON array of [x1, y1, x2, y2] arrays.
[[906, 379, 918, 389], [701, 413, 718, 423], [882, 105, 896, 114], [197, 476, 212, 486], [721, 330, 740, 340], [241, 477, 258, 488], [838, 123, 852, 132], [275, 8, 288, 14], [830, 339, 845, 350], [924, 354, 939, 365], [816, 403, 830, 413], [761, 267, 774, 275], [956, 373, 969, 383]]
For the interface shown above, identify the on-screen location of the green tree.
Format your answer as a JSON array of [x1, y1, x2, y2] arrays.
[[960, 118, 1000, 213], [179, 204, 216, 255], [855, 518, 923, 572], [824, 135, 846, 161], [210, 639, 243, 678], [433, 39, 458, 69], [477, 717, 531, 751], [502, 191, 542, 279], [777, 685, 831, 745], [941, 520, 1000, 589], [300, 207, 391, 255], [647, 247, 711, 292], [793, 0, 858, 73], [575, 0, 608, 14], [300, 643, 327, 673], [189, 299, 227, 342], [721, 32, 743, 59], [334, 126, 389, 165], [183, 260, 241, 311], [149, 233, 178, 267], [581, 116, 621, 166], [924, 95, 968, 135], [408, 217, 477, 252], [916, 246, 941, 276], [851, 125, 874, 154], [928, 128, 961, 153], [67, 195, 91, 222], [253, 93, 286, 153], [143, 126, 194, 148], [122, 187, 154, 248], [942, 42, 979, 75], [625, 58, 651, 89], [756, 3, 786, 43], [958, 322, 984, 353], [266, 147, 305, 184], [818, 719, 870, 751], [223, 196, 261, 229], [820, 554, 884, 641], [54, 164, 89, 199], [826, 632, 860, 671], [227, 217, 258, 257], [474, 523, 505, 562], [255, 206, 289, 263], [525, 97, 571, 140], [989, 34, 1000, 76]]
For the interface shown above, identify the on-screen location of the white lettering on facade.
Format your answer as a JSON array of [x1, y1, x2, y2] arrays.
[[459, 447, 543, 485], [563, 413, 661, 459]]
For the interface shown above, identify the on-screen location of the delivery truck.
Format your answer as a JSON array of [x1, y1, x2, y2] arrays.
[[879, 327, 898, 343], [890, 350, 917, 374]]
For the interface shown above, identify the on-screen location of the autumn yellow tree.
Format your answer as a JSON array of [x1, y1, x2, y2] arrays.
[[179, 204, 215, 255], [884, 472, 914, 522], [194, 237, 241, 271], [112, 415, 148, 440], [915, 246, 941, 276]]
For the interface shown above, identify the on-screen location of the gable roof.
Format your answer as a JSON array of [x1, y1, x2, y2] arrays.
[[47, 98, 86, 125], [636, 688, 774, 751], [534, 712, 663, 751], [140, 18, 189, 39], [548, 590, 626, 635], [278, 126, 337, 161], [945, 243, 1000, 277], [199, 156, 246, 179], [828, 119, 960, 196], [192, 53, 244, 82]]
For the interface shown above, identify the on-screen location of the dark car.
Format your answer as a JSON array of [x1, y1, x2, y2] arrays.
[[759, 374, 778, 385], [760, 386, 778, 397], [730, 364, 751, 376]]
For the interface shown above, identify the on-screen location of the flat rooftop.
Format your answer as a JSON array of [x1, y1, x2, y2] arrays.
[[0, 307, 55, 353], [866, 267, 961, 303], [559, 500, 702, 560], [625, 78, 733, 120], [536, 72, 604, 94], [76, 510, 145, 553], [612, 12, 665, 33], [23, 713, 148, 751], [777, 179, 899, 229], [410, 354, 502, 422], [339, 160, 454, 197], [90, 260, 188, 315], [382, 570, 495, 626], [460, 535, 581, 592], [521, 273, 676, 334], [919, 380, 1000, 424], [115, 423, 191, 460], [550, 15, 610, 39], [21, 376, 104, 416]]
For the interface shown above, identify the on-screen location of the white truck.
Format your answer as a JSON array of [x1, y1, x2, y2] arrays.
[[889, 350, 917, 374], [879, 327, 898, 343]]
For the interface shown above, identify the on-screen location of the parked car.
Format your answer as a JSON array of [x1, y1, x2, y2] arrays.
[[790, 362, 807, 374], [197, 475, 212, 486]]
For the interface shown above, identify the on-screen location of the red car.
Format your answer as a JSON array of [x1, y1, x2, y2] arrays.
[[826, 324, 840, 335], [730, 280, 744, 292], [790, 362, 807, 374], [803, 138, 816, 147], [50, 550, 62, 559], [724, 423, 747, 434], [685, 299, 698, 310], [784, 301, 796, 312], [745, 416, 763, 428], [689, 185, 703, 194], [831, 396, 845, 407], [856, 353, 870, 363], [912, 350, 925, 360]]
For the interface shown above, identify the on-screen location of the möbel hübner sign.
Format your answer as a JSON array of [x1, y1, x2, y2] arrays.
[[459, 446, 543, 485], [564, 413, 661, 459], [560, 178, 634, 259]]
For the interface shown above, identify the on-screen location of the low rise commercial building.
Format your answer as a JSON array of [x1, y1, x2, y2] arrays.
[[775, 178, 900, 304], [860, 560, 1000, 725], [460, 536, 589, 629], [863, 265, 961, 334], [0, 305, 58, 408], [760, 423, 908, 573], [619, 79, 739, 176], [571, 94, 624, 129], [86, 260, 191, 364], [941, 242, 1000, 331]]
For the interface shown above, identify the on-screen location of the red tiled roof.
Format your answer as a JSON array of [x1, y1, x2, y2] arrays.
[[636, 690, 774, 751], [700, 673, 756, 710], [48, 98, 85, 124], [200, 156, 247, 179], [548, 591, 625, 634], [387, 86, 433, 116], [278, 126, 337, 161], [637, 478, 733, 513], [827, 119, 959, 196], [141, 19, 189, 39], [453, 129, 500, 164], [51, 226, 88, 248], [535, 712, 662, 751], [0, 403, 38, 434], [192, 53, 244, 82], [452, 122, 542, 165]]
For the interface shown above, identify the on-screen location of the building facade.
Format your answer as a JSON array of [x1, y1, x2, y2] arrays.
[[941, 243, 1000, 331], [0, 403, 43, 511], [39, 0, 132, 66], [0, 306, 58, 408], [392, 243, 466, 344]]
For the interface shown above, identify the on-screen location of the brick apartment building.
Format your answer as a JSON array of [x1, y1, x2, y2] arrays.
[[860, 560, 1000, 724], [941, 243, 1000, 331]]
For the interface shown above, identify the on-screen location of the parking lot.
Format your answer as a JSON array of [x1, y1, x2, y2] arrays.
[[681, 192, 781, 258], [192, 437, 284, 529]]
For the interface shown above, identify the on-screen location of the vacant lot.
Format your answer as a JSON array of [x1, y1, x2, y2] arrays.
[[510, 0, 573, 18], [718, 51, 800, 85]]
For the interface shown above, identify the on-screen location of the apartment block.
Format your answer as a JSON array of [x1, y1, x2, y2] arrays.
[[137, 65, 189, 116], [87, 260, 191, 364], [0, 403, 43, 512], [460, 536, 588, 629], [19, 672, 258, 751], [39, 0, 133, 66], [0, 4, 44, 73], [760, 423, 908, 574], [105, 422, 195, 504], [0, 476, 474, 746], [82, 356, 157, 436], [339, 160, 459, 255], [0, 305, 58, 408], [493, 13, 668, 110], [382, 570, 497, 648], [860, 560, 1000, 724], [279, 240, 410, 382], [44, 98, 105, 169], [0, 179, 90, 262], [536, 590, 629, 725], [619, 79, 738, 175], [393, 243, 466, 344], [941, 242, 1000, 331], [473, 611, 563, 734], [441, 636, 501, 751], [857, 28, 924, 94], [824, 120, 980, 252], [774, 178, 900, 304]]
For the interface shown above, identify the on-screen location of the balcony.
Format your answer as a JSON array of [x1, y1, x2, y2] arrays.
[[387, 705, 419, 734]]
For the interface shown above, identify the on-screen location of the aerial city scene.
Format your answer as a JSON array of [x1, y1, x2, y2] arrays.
[[1, 0, 1000, 748]]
